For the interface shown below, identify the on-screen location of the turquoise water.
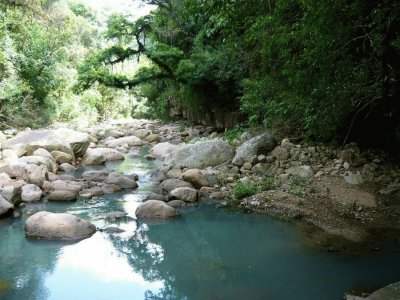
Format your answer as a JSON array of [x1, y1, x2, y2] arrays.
[[0, 147, 399, 300]]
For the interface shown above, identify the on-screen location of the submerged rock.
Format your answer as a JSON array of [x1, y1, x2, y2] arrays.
[[25, 211, 96, 240], [136, 200, 178, 218]]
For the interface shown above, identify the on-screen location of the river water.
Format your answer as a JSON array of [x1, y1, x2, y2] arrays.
[[0, 147, 399, 299]]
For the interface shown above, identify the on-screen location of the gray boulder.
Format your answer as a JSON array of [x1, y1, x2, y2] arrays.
[[82, 170, 109, 182], [104, 136, 142, 148], [21, 184, 42, 202], [167, 200, 187, 208], [58, 163, 77, 173], [79, 187, 104, 198], [2, 128, 89, 157], [51, 151, 73, 164], [366, 281, 400, 300], [136, 200, 177, 218], [47, 190, 78, 201], [102, 184, 122, 194], [165, 140, 234, 168], [170, 187, 198, 203], [0, 195, 14, 217], [233, 133, 277, 166], [25, 211, 96, 240], [159, 179, 193, 194]]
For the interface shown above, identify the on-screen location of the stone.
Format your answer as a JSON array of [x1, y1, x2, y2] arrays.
[[79, 187, 104, 198], [58, 163, 77, 173], [281, 138, 295, 149], [32, 148, 54, 161], [103, 227, 125, 234], [270, 146, 289, 161], [48, 190, 78, 201], [132, 129, 150, 139], [344, 172, 364, 185], [2, 149, 19, 161], [104, 211, 127, 220], [169, 187, 198, 203], [242, 162, 252, 170], [136, 200, 178, 218], [81, 148, 124, 165], [0, 195, 14, 217], [150, 142, 178, 158], [144, 193, 166, 201], [181, 169, 209, 189], [43, 180, 82, 193], [165, 140, 234, 168], [51, 151, 73, 164], [21, 184, 42, 202], [81, 170, 109, 182], [145, 134, 161, 143], [18, 155, 57, 173], [104, 136, 142, 148], [159, 179, 194, 194], [366, 281, 400, 300], [167, 200, 187, 208], [26, 164, 48, 186], [25, 211, 96, 240], [105, 172, 138, 189], [2, 128, 89, 157], [287, 165, 315, 179], [166, 168, 183, 179], [102, 184, 122, 194], [232, 133, 277, 166]]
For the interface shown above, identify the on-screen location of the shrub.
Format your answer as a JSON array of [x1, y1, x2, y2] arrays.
[[231, 181, 258, 199]]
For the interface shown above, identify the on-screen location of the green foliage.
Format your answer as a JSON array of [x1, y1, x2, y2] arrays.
[[230, 181, 258, 200], [287, 175, 310, 197], [224, 124, 248, 145]]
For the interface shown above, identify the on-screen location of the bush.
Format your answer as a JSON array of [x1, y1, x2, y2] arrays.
[[231, 181, 258, 199]]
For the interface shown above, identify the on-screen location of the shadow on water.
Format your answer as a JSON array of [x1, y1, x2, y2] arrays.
[[0, 146, 399, 300]]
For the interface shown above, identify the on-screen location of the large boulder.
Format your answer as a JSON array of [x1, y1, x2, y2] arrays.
[[159, 179, 193, 194], [25, 211, 96, 240], [2, 128, 89, 158], [47, 190, 78, 201], [232, 133, 277, 166], [104, 136, 142, 148], [26, 164, 48, 186], [169, 187, 198, 203], [151, 142, 178, 158], [182, 169, 209, 188], [51, 151, 73, 164], [82, 170, 109, 182], [18, 155, 57, 173], [165, 140, 234, 168], [0, 195, 14, 217], [21, 184, 42, 202], [287, 165, 315, 179], [136, 200, 177, 218], [366, 281, 400, 299], [81, 148, 124, 165]]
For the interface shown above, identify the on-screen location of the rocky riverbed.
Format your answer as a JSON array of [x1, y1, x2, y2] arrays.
[[0, 118, 399, 298]]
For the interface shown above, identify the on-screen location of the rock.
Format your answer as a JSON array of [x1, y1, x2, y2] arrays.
[[43, 180, 82, 193], [166, 168, 182, 179], [48, 190, 78, 201], [104, 136, 142, 148], [58, 163, 77, 173], [281, 138, 295, 149], [136, 200, 178, 218], [81, 170, 109, 182], [379, 183, 400, 195], [0, 195, 14, 217], [132, 129, 150, 139], [18, 155, 57, 173], [25, 211, 96, 240], [26, 164, 48, 186], [81, 148, 125, 165], [159, 179, 193, 194], [2, 149, 19, 161], [145, 134, 160, 143], [105, 172, 138, 189], [2, 128, 89, 157], [366, 281, 400, 300], [165, 140, 234, 168], [21, 184, 42, 202], [150, 142, 178, 158], [242, 162, 252, 170], [51, 151, 73, 164], [104, 211, 127, 220], [144, 193, 166, 201], [287, 165, 315, 179], [271, 146, 289, 160], [79, 187, 104, 198], [233, 133, 277, 166], [102, 184, 122, 194], [344, 172, 364, 185], [32, 148, 54, 161], [103, 226, 125, 234], [181, 169, 209, 189], [167, 200, 187, 208], [170, 187, 198, 203]]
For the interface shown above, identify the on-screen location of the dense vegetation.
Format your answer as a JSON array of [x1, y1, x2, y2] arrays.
[[1, 0, 400, 146], [0, 0, 133, 128]]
